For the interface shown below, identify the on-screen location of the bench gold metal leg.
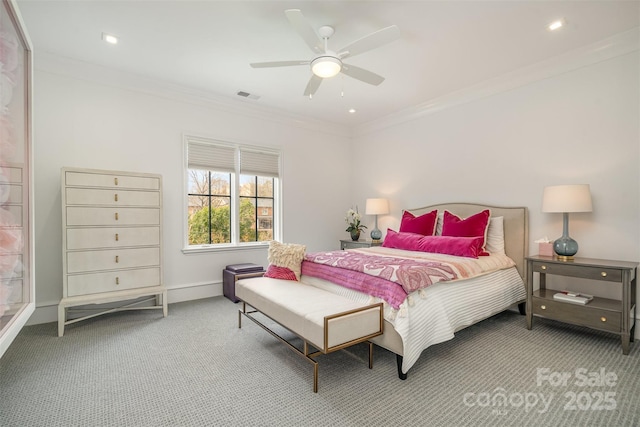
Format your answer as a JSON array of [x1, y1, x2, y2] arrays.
[[369, 342, 374, 369], [237, 303, 382, 393]]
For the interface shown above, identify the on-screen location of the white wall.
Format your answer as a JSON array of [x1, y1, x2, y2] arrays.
[[29, 43, 639, 325], [30, 56, 353, 323], [351, 51, 639, 302]]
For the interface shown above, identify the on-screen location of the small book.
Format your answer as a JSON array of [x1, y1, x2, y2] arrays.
[[553, 291, 594, 305]]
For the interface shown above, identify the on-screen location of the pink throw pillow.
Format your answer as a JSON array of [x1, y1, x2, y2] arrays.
[[382, 229, 484, 258], [399, 209, 438, 236], [441, 210, 491, 256], [264, 264, 298, 281]]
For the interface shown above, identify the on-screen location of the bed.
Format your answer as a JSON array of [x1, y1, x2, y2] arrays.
[[300, 203, 528, 379]]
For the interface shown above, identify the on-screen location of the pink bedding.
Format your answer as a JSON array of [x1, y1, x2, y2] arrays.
[[303, 250, 478, 309]]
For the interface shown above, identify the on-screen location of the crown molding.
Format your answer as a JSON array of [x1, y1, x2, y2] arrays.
[[353, 27, 640, 138], [33, 51, 352, 139]]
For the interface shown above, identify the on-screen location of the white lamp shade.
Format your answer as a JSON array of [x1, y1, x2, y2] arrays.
[[542, 184, 592, 213], [311, 56, 342, 78], [365, 198, 389, 215]]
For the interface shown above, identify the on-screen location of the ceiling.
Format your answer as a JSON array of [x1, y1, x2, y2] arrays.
[[15, 1, 640, 127]]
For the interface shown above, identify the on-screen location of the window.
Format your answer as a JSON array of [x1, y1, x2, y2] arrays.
[[184, 136, 281, 250]]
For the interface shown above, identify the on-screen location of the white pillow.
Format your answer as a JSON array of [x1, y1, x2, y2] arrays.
[[485, 216, 505, 255], [267, 241, 306, 280], [435, 212, 444, 235]]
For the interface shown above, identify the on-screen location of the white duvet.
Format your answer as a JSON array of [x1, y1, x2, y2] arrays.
[[301, 247, 526, 374]]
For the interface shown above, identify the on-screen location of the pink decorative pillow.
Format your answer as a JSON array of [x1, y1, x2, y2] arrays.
[[399, 209, 438, 236], [382, 229, 424, 250], [264, 264, 298, 281], [382, 229, 484, 258], [441, 210, 491, 256]]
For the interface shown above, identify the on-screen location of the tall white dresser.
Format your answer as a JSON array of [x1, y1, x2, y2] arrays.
[[58, 167, 167, 336]]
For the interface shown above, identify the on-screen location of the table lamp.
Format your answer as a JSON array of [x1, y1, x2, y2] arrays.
[[365, 198, 389, 242], [542, 184, 592, 260]]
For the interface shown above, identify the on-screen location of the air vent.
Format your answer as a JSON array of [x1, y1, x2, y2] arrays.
[[237, 91, 260, 100]]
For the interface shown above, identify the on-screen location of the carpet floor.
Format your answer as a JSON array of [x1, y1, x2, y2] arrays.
[[1, 296, 639, 426]]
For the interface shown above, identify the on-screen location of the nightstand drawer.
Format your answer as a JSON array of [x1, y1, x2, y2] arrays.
[[532, 297, 621, 333], [531, 262, 622, 283]]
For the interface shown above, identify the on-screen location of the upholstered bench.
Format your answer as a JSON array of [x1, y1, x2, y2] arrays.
[[236, 277, 383, 392]]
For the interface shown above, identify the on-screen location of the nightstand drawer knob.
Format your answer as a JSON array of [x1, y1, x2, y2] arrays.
[[541, 265, 547, 270], [540, 305, 546, 310], [601, 317, 607, 322], [115, 277, 120, 285], [601, 272, 607, 277]]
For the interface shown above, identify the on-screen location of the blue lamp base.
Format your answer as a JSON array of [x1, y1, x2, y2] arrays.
[[553, 236, 578, 260], [370, 215, 382, 242], [554, 212, 578, 261]]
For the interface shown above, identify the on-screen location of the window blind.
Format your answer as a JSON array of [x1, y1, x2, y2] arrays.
[[240, 149, 280, 178], [187, 141, 236, 173], [187, 137, 280, 177]]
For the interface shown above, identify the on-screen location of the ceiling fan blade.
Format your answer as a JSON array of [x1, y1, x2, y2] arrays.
[[250, 60, 309, 68], [303, 75, 323, 97], [341, 64, 385, 86], [338, 25, 400, 60], [285, 9, 324, 54]]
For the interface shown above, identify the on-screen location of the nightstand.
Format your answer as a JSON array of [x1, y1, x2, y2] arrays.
[[526, 255, 638, 354], [340, 239, 383, 250]]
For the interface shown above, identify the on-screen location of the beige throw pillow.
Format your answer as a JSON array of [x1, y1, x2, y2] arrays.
[[267, 241, 306, 280]]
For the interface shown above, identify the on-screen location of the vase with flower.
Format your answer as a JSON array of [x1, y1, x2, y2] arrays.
[[345, 207, 367, 241]]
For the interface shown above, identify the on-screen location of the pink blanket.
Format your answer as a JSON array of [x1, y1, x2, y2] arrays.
[[302, 251, 460, 309]]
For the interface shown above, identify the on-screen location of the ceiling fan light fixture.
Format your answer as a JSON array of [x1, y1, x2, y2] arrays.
[[311, 56, 342, 78]]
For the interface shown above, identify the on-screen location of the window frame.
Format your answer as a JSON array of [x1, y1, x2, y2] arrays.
[[182, 135, 282, 253]]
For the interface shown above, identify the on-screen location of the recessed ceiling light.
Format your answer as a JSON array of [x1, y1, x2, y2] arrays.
[[548, 19, 565, 31], [102, 32, 119, 44], [348, 108, 356, 114]]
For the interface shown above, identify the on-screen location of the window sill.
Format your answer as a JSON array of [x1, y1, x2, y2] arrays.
[[182, 242, 269, 254]]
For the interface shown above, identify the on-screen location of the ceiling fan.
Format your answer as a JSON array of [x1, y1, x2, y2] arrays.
[[250, 9, 400, 97]]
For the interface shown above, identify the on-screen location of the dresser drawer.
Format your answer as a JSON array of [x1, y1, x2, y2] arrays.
[[0, 183, 22, 204], [66, 227, 160, 250], [0, 205, 22, 226], [65, 188, 160, 207], [2, 166, 22, 183], [66, 207, 160, 226], [67, 247, 160, 273], [65, 171, 160, 190], [532, 296, 621, 333], [67, 267, 161, 296], [531, 262, 622, 282], [0, 279, 24, 304], [0, 254, 23, 277]]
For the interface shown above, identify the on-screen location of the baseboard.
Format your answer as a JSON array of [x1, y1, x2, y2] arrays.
[[25, 287, 640, 341], [26, 281, 223, 326]]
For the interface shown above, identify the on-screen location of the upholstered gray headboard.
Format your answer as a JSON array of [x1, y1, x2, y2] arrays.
[[407, 203, 529, 279]]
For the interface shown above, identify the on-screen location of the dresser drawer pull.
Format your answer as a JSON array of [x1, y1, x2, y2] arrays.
[[114, 193, 118, 202], [115, 233, 119, 241], [115, 177, 118, 186], [601, 272, 607, 277], [540, 305, 546, 310], [601, 317, 607, 323], [115, 255, 119, 263], [115, 277, 120, 285], [115, 212, 119, 221], [541, 265, 547, 270]]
